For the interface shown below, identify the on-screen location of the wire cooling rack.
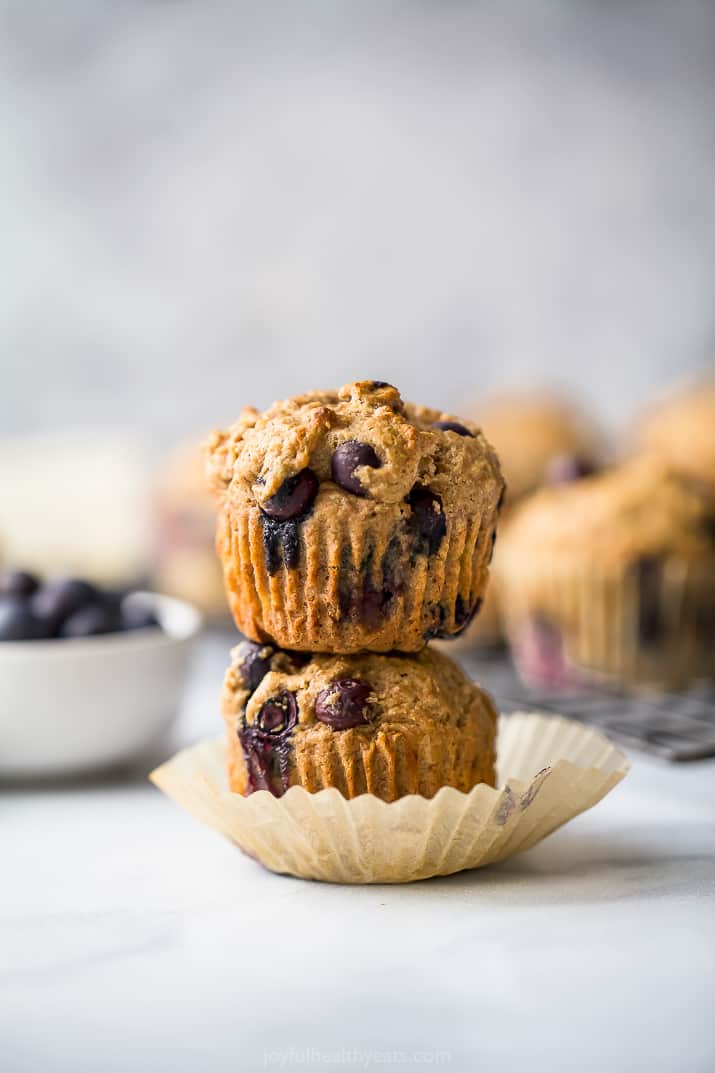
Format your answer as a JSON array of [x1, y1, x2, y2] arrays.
[[461, 648, 715, 762]]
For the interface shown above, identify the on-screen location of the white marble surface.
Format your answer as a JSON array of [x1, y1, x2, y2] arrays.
[[2, 634, 714, 1073]]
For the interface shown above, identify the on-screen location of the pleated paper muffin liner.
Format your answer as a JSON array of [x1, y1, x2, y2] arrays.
[[150, 711, 628, 884], [499, 554, 715, 692], [217, 492, 497, 654]]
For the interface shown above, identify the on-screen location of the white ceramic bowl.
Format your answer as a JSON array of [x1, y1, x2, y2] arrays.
[[0, 593, 202, 777]]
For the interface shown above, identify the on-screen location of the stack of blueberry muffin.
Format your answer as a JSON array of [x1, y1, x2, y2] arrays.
[[443, 392, 603, 648], [205, 380, 505, 801]]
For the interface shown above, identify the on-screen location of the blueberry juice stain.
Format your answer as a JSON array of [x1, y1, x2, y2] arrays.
[[633, 555, 664, 647], [453, 594, 482, 635], [260, 514, 302, 575], [239, 693, 298, 796], [239, 726, 294, 794], [406, 486, 446, 556], [258, 469, 319, 575], [338, 538, 404, 628]]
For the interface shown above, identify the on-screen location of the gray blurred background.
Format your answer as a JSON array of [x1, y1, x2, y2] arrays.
[[3, 0, 714, 450]]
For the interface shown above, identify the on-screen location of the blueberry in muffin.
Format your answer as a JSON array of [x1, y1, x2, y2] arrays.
[[495, 456, 715, 689], [205, 380, 504, 653], [221, 640, 498, 800]]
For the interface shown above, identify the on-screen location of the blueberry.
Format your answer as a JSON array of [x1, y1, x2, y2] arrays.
[[406, 485, 447, 555], [339, 581, 392, 629], [234, 640, 274, 692], [260, 514, 302, 574], [546, 454, 597, 485], [0, 569, 39, 598], [32, 578, 100, 633], [381, 535, 405, 600], [255, 692, 298, 737], [433, 421, 474, 437], [453, 594, 482, 634], [315, 678, 372, 730], [700, 512, 715, 544], [633, 555, 663, 646], [331, 440, 382, 496], [120, 600, 160, 632], [262, 469, 319, 521], [519, 616, 571, 688], [240, 694, 298, 795], [0, 597, 49, 641], [239, 734, 276, 793], [59, 603, 121, 639], [357, 587, 387, 630], [337, 539, 402, 627]]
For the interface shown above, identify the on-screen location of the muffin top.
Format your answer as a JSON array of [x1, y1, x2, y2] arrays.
[[473, 394, 602, 503], [206, 379, 503, 518], [636, 380, 715, 485], [222, 639, 494, 736], [498, 455, 715, 566]]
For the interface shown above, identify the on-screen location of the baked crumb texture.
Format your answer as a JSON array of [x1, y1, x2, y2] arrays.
[[206, 381, 504, 653], [221, 642, 497, 801]]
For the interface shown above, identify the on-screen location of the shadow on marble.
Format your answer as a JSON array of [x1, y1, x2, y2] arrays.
[[194, 820, 714, 907], [411, 825, 715, 905]]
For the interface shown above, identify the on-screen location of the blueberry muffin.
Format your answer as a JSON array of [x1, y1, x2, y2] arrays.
[[441, 393, 602, 650], [152, 443, 228, 620], [636, 380, 715, 487], [496, 456, 715, 690], [206, 381, 504, 653], [475, 393, 602, 505], [221, 640, 498, 800]]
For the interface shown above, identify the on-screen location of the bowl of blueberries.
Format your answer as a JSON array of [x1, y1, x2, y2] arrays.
[[0, 568, 202, 776]]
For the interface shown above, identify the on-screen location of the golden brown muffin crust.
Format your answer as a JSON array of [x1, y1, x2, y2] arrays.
[[206, 381, 504, 652], [496, 457, 715, 688], [207, 381, 501, 514], [222, 642, 498, 801], [500, 455, 714, 566], [636, 381, 715, 486], [473, 394, 602, 504]]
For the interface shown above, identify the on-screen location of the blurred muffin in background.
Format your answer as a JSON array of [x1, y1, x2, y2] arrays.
[[635, 379, 715, 486], [152, 443, 228, 622], [496, 455, 715, 691], [440, 393, 603, 650], [476, 394, 603, 504]]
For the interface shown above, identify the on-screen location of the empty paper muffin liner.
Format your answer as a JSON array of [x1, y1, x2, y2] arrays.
[[150, 712, 628, 884]]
